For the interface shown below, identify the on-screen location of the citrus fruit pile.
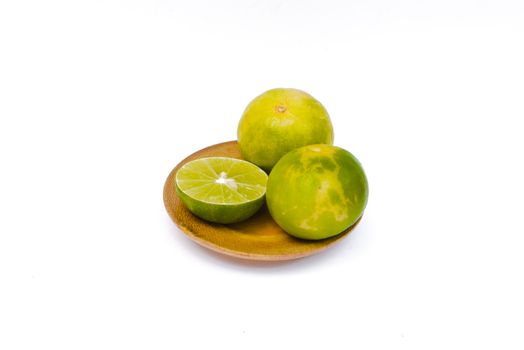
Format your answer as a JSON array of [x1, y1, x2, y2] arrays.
[[175, 88, 368, 240]]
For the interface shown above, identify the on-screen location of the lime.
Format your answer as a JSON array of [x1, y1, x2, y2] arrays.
[[266, 144, 368, 240], [175, 157, 268, 224], [237, 88, 334, 171]]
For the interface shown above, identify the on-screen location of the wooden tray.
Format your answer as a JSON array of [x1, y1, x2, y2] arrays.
[[163, 141, 361, 261]]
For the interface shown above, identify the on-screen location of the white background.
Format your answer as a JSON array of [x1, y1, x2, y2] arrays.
[[1, 1, 523, 349]]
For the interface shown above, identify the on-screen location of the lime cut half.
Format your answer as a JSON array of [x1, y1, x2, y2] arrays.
[[175, 157, 268, 224]]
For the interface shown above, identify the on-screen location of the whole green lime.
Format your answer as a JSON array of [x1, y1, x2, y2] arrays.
[[266, 144, 368, 240], [237, 88, 334, 171]]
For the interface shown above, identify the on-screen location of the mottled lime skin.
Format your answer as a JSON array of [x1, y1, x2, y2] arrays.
[[237, 88, 334, 171], [266, 144, 368, 240]]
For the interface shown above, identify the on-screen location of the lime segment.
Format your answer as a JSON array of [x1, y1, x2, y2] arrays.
[[175, 157, 267, 224]]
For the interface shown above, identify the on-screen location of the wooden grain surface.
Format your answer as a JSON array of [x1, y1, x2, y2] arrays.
[[163, 140, 361, 261]]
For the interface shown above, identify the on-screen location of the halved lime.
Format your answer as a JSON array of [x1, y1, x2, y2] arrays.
[[175, 157, 268, 224]]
